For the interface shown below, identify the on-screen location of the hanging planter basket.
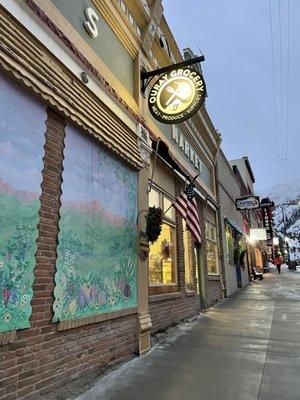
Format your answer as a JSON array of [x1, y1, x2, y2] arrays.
[[145, 206, 163, 243], [161, 239, 171, 259]]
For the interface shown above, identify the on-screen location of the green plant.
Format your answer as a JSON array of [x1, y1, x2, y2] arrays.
[[146, 206, 163, 243]]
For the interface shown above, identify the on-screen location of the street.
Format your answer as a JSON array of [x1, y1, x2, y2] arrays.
[[77, 266, 300, 400]]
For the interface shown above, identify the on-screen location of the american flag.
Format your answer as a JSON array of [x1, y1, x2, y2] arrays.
[[173, 183, 202, 244]]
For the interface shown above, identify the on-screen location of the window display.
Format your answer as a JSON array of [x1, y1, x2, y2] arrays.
[[149, 186, 177, 286], [205, 220, 219, 275]]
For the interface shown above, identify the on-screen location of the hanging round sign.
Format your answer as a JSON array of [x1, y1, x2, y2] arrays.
[[148, 67, 206, 124]]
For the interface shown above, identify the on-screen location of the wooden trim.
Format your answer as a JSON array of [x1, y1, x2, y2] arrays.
[[149, 291, 182, 303], [0, 330, 16, 346], [149, 285, 179, 296], [57, 307, 138, 331], [0, 6, 143, 169]]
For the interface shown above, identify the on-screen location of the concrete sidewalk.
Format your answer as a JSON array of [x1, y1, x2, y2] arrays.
[[77, 266, 300, 400]]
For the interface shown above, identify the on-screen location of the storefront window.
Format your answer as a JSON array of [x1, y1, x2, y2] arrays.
[[205, 220, 219, 275], [206, 241, 218, 275], [149, 186, 177, 286], [149, 187, 160, 208], [149, 223, 176, 284], [163, 196, 175, 220], [226, 225, 234, 264]]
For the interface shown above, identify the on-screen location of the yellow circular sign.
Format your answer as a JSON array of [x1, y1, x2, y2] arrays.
[[148, 67, 206, 124]]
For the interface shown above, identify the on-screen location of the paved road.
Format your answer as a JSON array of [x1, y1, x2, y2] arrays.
[[77, 266, 300, 400]]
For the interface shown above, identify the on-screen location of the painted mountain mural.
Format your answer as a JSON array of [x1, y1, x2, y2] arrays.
[[0, 75, 46, 333], [53, 124, 138, 322]]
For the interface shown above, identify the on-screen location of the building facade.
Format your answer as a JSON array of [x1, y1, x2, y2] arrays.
[[217, 150, 249, 297], [230, 157, 267, 276], [0, 1, 223, 398]]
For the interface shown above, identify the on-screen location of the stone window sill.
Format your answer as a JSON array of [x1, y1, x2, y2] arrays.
[[208, 275, 221, 281], [185, 290, 197, 297], [149, 292, 182, 303]]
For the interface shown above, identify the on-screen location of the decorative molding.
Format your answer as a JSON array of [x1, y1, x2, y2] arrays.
[[0, 6, 143, 169], [115, 0, 142, 39], [0, 330, 16, 346], [57, 307, 138, 331], [92, 0, 139, 59], [137, 123, 152, 167], [149, 292, 182, 303], [141, 0, 163, 54]]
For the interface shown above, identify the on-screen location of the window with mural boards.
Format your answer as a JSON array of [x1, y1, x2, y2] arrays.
[[0, 76, 45, 333], [53, 125, 138, 322], [148, 187, 177, 287]]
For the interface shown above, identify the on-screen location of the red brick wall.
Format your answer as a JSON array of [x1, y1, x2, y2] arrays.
[[148, 179, 200, 334], [0, 108, 138, 400], [199, 199, 223, 308], [148, 178, 223, 333], [149, 293, 198, 334]]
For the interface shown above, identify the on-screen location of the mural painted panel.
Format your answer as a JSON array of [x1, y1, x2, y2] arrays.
[[53, 125, 137, 322], [0, 76, 45, 333]]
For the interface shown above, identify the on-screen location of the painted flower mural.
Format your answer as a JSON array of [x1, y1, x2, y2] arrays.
[[0, 76, 45, 333], [53, 124, 138, 322]]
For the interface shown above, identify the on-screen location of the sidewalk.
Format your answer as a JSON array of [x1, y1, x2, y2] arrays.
[[77, 266, 300, 400]]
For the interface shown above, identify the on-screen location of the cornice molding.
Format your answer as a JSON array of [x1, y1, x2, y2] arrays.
[[92, 0, 140, 59], [0, 6, 143, 169]]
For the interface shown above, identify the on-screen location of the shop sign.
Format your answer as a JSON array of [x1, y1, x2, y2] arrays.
[[260, 197, 275, 208], [262, 206, 274, 240], [148, 67, 206, 124], [235, 195, 260, 211], [250, 228, 267, 241], [172, 126, 203, 173]]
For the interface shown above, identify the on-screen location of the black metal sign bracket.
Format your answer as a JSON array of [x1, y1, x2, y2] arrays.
[[141, 55, 205, 94]]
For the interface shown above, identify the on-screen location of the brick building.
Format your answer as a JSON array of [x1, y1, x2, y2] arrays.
[[217, 150, 250, 297], [230, 157, 267, 273], [0, 1, 222, 398]]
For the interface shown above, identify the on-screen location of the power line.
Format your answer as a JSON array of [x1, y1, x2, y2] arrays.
[[278, 0, 284, 166], [284, 0, 290, 187], [268, 0, 280, 183]]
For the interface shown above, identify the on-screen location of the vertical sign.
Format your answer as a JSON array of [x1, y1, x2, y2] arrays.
[[261, 205, 274, 241]]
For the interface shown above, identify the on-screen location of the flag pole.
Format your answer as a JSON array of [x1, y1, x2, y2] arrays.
[[162, 174, 200, 217]]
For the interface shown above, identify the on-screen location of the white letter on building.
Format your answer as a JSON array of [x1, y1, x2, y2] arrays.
[[179, 134, 185, 150], [172, 126, 179, 143], [184, 140, 190, 156], [84, 7, 99, 38]]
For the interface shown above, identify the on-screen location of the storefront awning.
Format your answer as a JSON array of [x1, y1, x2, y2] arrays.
[[151, 139, 191, 182], [225, 217, 244, 236], [151, 138, 219, 208]]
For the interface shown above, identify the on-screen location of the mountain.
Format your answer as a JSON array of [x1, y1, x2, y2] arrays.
[[63, 199, 126, 227], [0, 178, 126, 226], [0, 178, 39, 202], [261, 179, 300, 262]]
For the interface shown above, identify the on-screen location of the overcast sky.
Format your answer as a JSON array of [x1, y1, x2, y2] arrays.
[[164, 0, 300, 194]]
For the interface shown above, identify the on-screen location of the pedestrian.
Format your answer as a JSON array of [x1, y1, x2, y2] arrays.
[[273, 253, 283, 274]]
